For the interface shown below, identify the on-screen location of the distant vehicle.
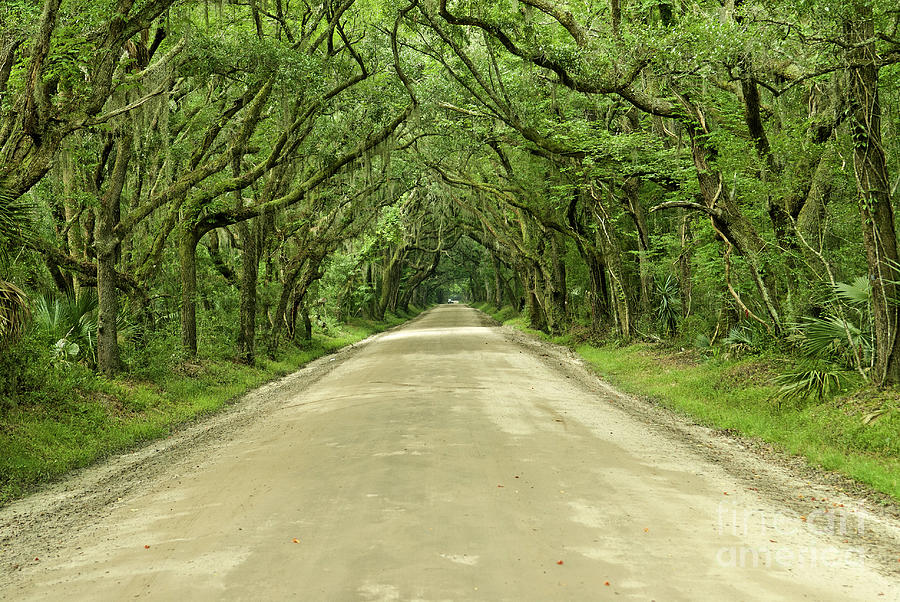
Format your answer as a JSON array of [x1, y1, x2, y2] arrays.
[[447, 298, 459, 304]]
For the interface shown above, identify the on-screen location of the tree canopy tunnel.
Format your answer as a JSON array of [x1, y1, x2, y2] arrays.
[[2, 0, 899, 384]]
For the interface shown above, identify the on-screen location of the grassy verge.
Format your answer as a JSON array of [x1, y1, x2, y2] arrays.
[[475, 303, 900, 502], [0, 309, 423, 506]]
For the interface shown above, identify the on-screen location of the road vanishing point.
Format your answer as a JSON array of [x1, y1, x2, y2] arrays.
[[1, 305, 898, 600]]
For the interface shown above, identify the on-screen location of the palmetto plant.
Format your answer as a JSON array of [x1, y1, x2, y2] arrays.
[[0, 187, 35, 346], [0, 280, 30, 346], [33, 293, 100, 364], [788, 277, 872, 376], [0, 187, 35, 246], [722, 322, 771, 355], [774, 364, 848, 405], [32, 292, 140, 365], [775, 276, 871, 404]]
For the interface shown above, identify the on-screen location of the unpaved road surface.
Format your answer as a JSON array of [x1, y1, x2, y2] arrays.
[[1, 305, 899, 600]]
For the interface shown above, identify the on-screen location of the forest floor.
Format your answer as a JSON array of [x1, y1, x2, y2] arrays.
[[0, 305, 898, 600]]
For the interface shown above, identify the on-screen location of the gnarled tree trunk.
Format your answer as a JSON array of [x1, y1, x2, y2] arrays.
[[847, 9, 900, 385], [180, 228, 200, 355], [236, 217, 259, 363], [96, 133, 132, 376]]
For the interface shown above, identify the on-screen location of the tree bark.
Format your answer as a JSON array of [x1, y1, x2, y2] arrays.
[[678, 210, 693, 318], [96, 133, 132, 376], [272, 258, 305, 351], [622, 177, 652, 319], [525, 264, 547, 332], [491, 252, 503, 307], [376, 247, 402, 320], [236, 217, 259, 363], [399, 251, 441, 312], [180, 227, 200, 355], [546, 233, 568, 334], [685, 125, 782, 332], [301, 298, 312, 341], [59, 144, 84, 294], [610, 0, 621, 37], [585, 248, 610, 332], [591, 185, 633, 337], [796, 143, 836, 274], [847, 9, 900, 385]]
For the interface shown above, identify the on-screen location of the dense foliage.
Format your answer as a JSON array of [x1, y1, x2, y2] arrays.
[[1, 0, 899, 406]]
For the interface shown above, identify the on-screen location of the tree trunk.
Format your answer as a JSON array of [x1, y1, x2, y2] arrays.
[[622, 177, 652, 319], [272, 261, 303, 352], [525, 264, 547, 332], [180, 227, 200, 355], [678, 211, 693, 318], [686, 127, 782, 332], [610, 0, 621, 37], [583, 248, 610, 332], [236, 218, 259, 363], [376, 248, 402, 320], [96, 246, 120, 375], [60, 145, 84, 295], [546, 233, 568, 334], [592, 186, 634, 337], [399, 251, 441, 312], [502, 272, 519, 310], [847, 10, 900, 385], [491, 253, 503, 307], [96, 133, 131, 376], [206, 230, 237, 286], [287, 283, 314, 342], [302, 300, 312, 341], [796, 143, 836, 274]]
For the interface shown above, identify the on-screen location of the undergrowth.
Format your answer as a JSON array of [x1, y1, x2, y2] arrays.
[[0, 308, 422, 506]]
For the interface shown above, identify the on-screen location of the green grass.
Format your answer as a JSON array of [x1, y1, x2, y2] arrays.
[[0, 309, 422, 506], [478, 304, 900, 502]]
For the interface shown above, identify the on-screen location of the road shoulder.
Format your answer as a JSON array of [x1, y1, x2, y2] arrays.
[[492, 317, 900, 578]]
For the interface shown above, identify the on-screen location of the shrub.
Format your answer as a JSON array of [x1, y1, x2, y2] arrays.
[[0, 334, 50, 412], [774, 363, 853, 406]]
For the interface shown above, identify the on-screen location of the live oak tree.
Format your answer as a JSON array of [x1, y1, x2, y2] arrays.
[[2, 0, 899, 389], [417, 0, 900, 383]]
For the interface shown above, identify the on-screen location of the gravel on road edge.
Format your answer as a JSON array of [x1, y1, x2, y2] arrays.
[[0, 311, 431, 579], [491, 317, 900, 578]]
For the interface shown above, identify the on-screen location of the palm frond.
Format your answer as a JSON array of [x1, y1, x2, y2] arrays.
[[33, 292, 101, 364], [0, 187, 37, 246], [775, 365, 848, 403], [724, 325, 757, 350], [831, 276, 870, 307], [792, 314, 871, 361], [0, 280, 30, 345]]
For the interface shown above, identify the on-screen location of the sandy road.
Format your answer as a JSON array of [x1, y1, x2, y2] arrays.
[[1, 305, 898, 600]]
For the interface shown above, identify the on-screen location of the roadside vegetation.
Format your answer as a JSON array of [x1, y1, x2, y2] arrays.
[[2, 2, 899, 505], [0, 307, 422, 506], [476, 303, 900, 501]]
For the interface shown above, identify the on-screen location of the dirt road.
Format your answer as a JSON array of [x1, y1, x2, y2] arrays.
[[1, 305, 898, 600]]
